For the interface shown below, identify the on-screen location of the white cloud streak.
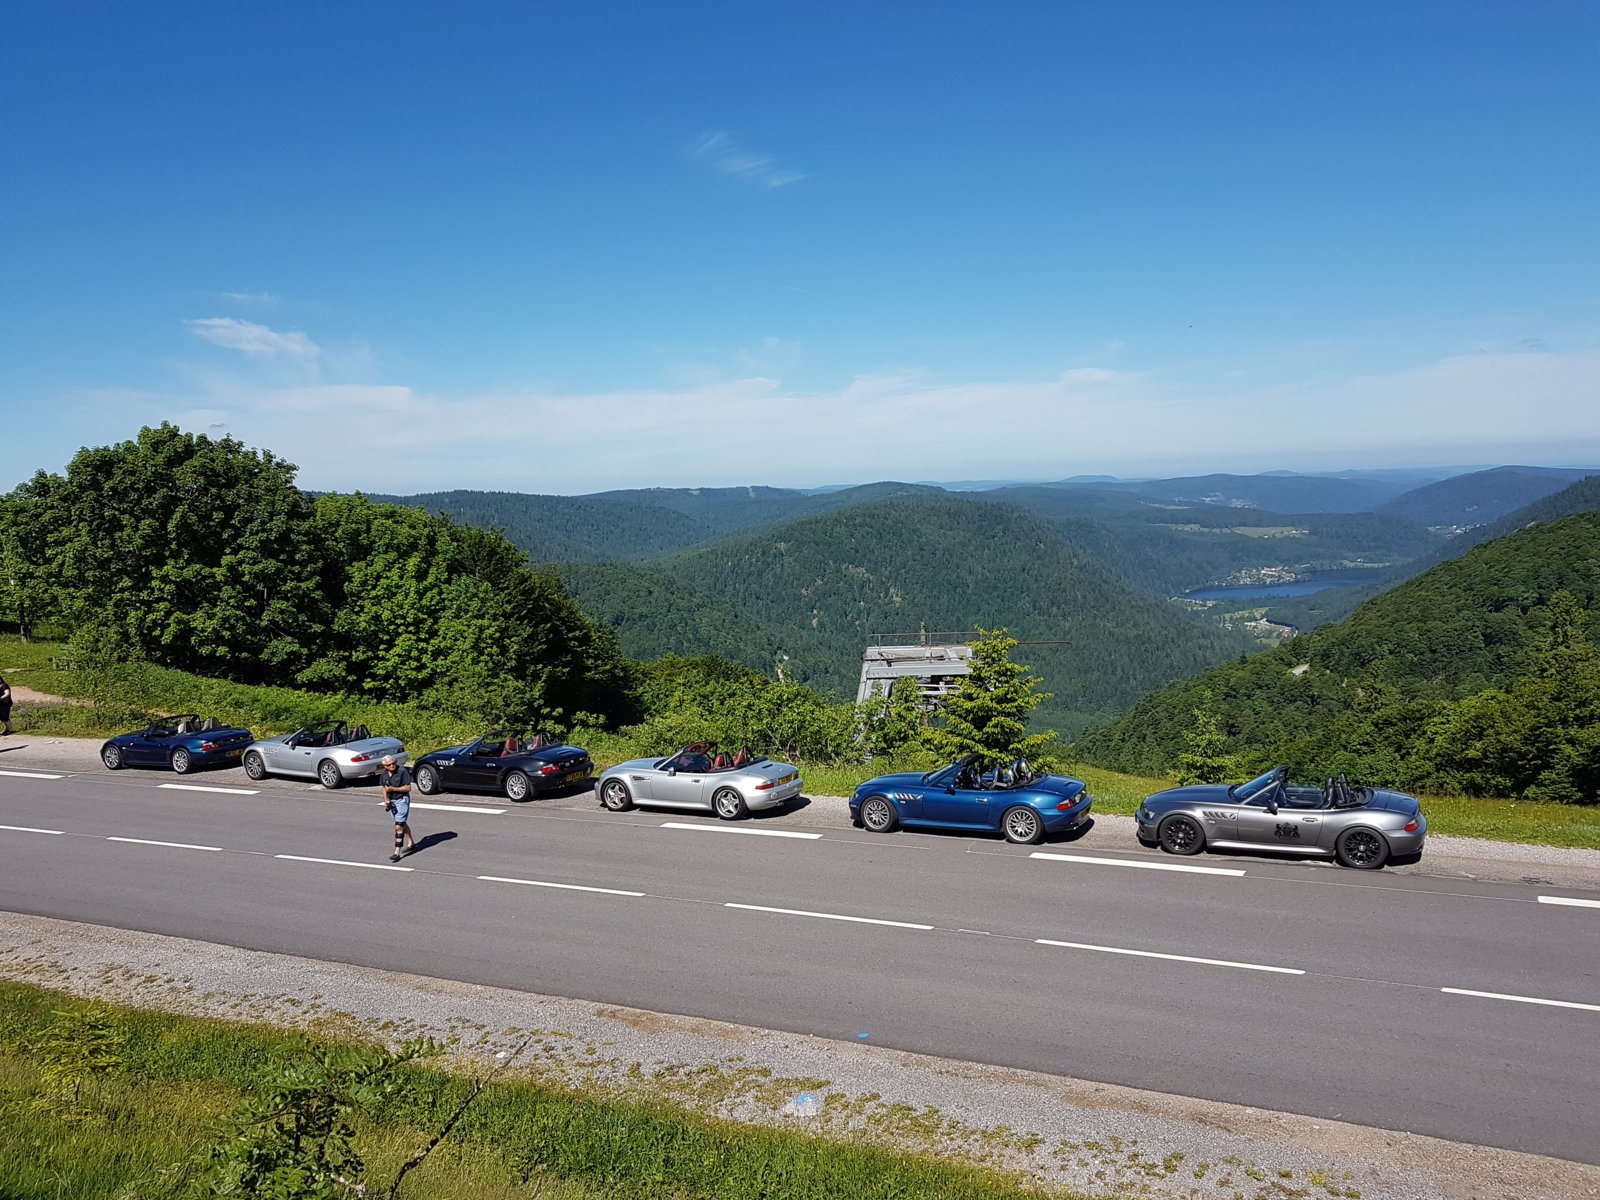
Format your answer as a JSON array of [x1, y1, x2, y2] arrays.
[[184, 317, 319, 358], [217, 290, 280, 305], [690, 131, 805, 190]]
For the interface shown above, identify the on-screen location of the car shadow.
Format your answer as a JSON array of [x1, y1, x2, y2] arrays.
[[752, 795, 813, 819], [404, 831, 458, 857]]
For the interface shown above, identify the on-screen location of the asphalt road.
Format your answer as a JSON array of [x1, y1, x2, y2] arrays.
[[2, 755, 1598, 1165]]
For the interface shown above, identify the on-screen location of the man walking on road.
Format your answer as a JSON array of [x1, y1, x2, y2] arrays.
[[379, 755, 416, 862]]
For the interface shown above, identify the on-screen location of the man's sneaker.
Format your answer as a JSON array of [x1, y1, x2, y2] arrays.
[[389, 853, 402, 862]]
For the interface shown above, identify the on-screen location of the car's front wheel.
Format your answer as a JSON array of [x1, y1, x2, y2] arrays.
[[243, 751, 267, 781], [600, 778, 634, 812], [713, 787, 748, 820], [318, 759, 342, 789], [1335, 826, 1389, 870], [504, 770, 532, 802], [415, 764, 441, 795], [1158, 814, 1205, 856], [859, 795, 897, 833], [101, 744, 124, 770], [1001, 805, 1044, 845], [171, 748, 193, 775]]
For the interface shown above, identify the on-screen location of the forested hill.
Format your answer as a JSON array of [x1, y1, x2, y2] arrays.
[[1074, 511, 1600, 792], [1374, 466, 1593, 529], [560, 495, 1251, 735], [1057, 471, 1423, 513], [1264, 471, 1600, 630]]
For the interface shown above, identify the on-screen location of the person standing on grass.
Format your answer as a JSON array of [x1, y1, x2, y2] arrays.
[[379, 754, 416, 861], [0, 674, 12, 735]]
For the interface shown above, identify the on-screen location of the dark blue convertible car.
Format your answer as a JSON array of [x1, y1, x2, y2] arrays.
[[101, 714, 254, 774], [850, 755, 1092, 844]]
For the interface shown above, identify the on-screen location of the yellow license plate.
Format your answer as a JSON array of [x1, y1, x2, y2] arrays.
[[777, 773, 795, 785]]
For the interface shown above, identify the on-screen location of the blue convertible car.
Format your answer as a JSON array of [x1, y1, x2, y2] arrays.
[[101, 714, 254, 774], [850, 755, 1092, 844]]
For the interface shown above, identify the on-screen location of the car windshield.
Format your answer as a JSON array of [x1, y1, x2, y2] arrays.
[[1230, 769, 1281, 803]]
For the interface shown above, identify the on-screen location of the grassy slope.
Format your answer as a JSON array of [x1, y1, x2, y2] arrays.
[[0, 980, 1059, 1200]]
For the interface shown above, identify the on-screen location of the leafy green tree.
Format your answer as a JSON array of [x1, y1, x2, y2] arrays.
[[1174, 702, 1238, 784], [33, 1004, 125, 1116], [860, 676, 928, 759], [926, 628, 1056, 767], [0, 482, 64, 639]]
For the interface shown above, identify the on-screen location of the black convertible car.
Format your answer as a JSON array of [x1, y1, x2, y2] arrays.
[[412, 731, 592, 801]]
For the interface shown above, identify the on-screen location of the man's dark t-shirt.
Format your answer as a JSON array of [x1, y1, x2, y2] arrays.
[[381, 765, 413, 820]]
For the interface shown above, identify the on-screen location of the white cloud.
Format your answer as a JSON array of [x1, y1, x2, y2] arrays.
[[184, 317, 319, 358], [217, 290, 280, 306], [690, 131, 805, 190]]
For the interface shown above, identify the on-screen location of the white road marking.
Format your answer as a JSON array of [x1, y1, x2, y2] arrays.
[[107, 836, 222, 852], [0, 769, 66, 780], [1441, 987, 1600, 1013], [1037, 938, 1305, 975], [275, 854, 412, 872], [661, 822, 822, 840], [477, 875, 644, 897], [0, 823, 64, 835], [1031, 851, 1245, 877], [158, 783, 259, 795], [726, 903, 933, 930], [1537, 895, 1600, 910], [411, 801, 507, 814]]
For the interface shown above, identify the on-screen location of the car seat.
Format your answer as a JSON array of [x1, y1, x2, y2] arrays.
[[351, 725, 369, 741], [712, 752, 729, 769], [530, 733, 544, 750], [175, 720, 190, 735], [732, 747, 749, 767]]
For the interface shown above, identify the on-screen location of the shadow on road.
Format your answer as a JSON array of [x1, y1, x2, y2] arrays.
[[405, 830, 458, 857]]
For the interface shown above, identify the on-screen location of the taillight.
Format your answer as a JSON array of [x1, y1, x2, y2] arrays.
[[1056, 798, 1078, 811], [539, 764, 559, 775], [755, 779, 775, 790], [1403, 818, 1420, 832], [349, 753, 372, 763], [199, 741, 217, 752]]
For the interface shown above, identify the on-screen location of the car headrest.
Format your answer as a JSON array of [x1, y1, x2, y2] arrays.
[[732, 747, 749, 767], [713, 753, 729, 769], [530, 733, 544, 750]]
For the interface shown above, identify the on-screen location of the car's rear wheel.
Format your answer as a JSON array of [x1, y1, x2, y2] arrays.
[[318, 759, 342, 789], [600, 778, 634, 812], [859, 795, 897, 833], [415, 764, 441, 795], [171, 748, 193, 775], [713, 787, 748, 821], [243, 751, 267, 781], [101, 744, 124, 770], [1001, 805, 1044, 845], [1335, 826, 1389, 870], [504, 770, 532, 802], [1158, 814, 1205, 856]]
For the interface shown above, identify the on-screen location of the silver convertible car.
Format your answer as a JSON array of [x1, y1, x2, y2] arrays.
[[596, 742, 803, 820], [1136, 767, 1426, 869], [242, 720, 407, 789]]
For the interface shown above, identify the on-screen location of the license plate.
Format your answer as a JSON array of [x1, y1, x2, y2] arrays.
[[777, 773, 795, 785]]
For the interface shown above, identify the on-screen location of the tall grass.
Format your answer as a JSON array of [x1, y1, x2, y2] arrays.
[[0, 980, 1072, 1200]]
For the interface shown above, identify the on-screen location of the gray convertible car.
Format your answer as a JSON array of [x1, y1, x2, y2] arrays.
[[1136, 767, 1426, 869], [242, 720, 407, 789], [596, 742, 803, 820]]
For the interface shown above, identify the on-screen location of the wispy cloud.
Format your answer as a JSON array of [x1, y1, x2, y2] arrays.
[[217, 290, 280, 306], [690, 131, 805, 190], [184, 317, 319, 358]]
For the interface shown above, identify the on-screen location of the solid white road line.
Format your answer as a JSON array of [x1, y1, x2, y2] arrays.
[[275, 854, 413, 872], [1538, 895, 1600, 910], [477, 875, 644, 897], [725, 903, 933, 930], [411, 802, 506, 814], [1037, 938, 1305, 975], [107, 836, 222, 852], [661, 822, 822, 840], [158, 783, 259, 795], [0, 769, 67, 780], [0, 823, 64, 835], [1031, 851, 1246, 877], [1441, 987, 1600, 1013]]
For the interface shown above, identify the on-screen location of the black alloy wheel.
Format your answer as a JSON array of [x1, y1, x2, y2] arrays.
[[859, 795, 897, 833], [713, 787, 748, 821], [1001, 805, 1044, 845], [1158, 814, 1205, 856], [1335, 826, 1390, 870], [600, 778, 634, 812]]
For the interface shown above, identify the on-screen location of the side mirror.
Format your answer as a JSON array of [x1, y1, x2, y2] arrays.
[[1266, 800, 1279, 815], [666, 767, 677, 776]]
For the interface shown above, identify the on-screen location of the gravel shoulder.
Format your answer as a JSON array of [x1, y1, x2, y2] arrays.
[[4, 911, 1597, 1200]]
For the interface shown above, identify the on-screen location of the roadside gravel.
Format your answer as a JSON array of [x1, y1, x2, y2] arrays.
[[4, 912, 1596, 1200]]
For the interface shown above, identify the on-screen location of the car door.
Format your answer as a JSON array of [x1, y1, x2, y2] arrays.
[[922, 775, 992, 827], [284, 731, 320, 778], [457, 745, 503, 791], [1236, 792, 1323, 849], [124, 727, 160, 766], [653, 763, 711, 807]]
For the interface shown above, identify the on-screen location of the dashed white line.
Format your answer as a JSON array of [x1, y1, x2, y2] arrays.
[[275, 854, 412, 872], [725, 903, 933, 930], [411, 802, 506, 814], [0, 769, 66, 780], [1031, 851, 1245, 877], [477, 875, 644, 897], [1037, 938, 1304, 975], [158, 783, 259, 795], [0, 823, 63, 835], [1538, 895, 1600, 910], [1441, 987, 1600, 1013], [661, 822, 822, 840], [107, 836, 222, 852]]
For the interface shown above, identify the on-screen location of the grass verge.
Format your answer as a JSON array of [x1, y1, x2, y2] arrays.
[[0, 978, 1076, 1200]]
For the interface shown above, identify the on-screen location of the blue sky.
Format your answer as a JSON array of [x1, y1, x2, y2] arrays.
[[3, 1, 1596, 493]]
